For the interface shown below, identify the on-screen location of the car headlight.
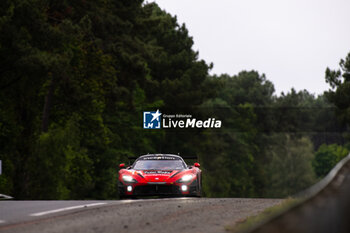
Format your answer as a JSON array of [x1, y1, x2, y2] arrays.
[[122, 175, 137, 183], [177, 174, 193, 183]]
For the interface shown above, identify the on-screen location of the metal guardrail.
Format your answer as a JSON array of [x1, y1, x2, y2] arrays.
[[243, 153, 350, 233]]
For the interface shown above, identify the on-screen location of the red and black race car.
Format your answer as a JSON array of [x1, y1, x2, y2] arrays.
[[118, 154, 202, 198]]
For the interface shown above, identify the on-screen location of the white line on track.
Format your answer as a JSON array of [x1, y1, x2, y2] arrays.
[[29, 202, 107, 217], [0, 220, 5, 224]]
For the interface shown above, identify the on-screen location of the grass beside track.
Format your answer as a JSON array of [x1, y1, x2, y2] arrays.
[[225, 198, 300, 233]]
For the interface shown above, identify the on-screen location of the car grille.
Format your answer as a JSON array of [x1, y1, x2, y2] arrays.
[[134, 184, 180, 195]]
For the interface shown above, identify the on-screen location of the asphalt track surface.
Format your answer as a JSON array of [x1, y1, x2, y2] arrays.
[[0, 198, 281, 233]]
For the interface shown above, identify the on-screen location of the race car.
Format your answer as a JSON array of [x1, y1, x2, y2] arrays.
[[118, 154, 202, 198]]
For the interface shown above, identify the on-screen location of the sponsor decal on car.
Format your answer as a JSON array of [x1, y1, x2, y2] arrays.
[[143, 171, 172, 174], [142, 156, 177, 160]]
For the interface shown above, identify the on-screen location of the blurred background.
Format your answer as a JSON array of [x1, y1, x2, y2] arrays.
[[0, 0, 349, 200]]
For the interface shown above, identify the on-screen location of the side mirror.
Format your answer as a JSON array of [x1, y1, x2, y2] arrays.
[[194, 162, 200, 168], [119, 163, 125, 169]]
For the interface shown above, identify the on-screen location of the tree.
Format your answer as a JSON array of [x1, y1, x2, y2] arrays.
[[0, 0, 343, 200], [325, 52, 350, 129], [0, 0, 212, 199], [197, 71, 274, 197], [264, 135, 316, 197], [313, 144, 349, 178]]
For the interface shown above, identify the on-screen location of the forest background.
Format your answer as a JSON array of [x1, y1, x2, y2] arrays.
[[0, 0, 349, 199]]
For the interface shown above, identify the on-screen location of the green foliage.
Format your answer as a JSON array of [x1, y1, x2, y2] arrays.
[[28, 115, 93, 199], [0, 0, 211, 199], [0, 0, 346, 199], [198, 72, 272, 197], [325, 52, 350, 128], [312, 144, 349, 178], [264, 135, 316, 197]]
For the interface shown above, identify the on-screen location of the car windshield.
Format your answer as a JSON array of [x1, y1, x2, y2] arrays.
[[133, 160, 185, 170]]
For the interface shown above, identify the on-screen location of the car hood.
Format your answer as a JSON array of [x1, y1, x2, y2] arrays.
[[133, 170, 183, 182]]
